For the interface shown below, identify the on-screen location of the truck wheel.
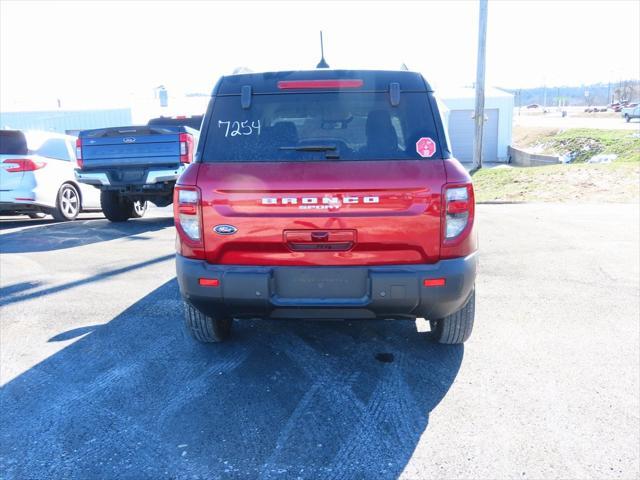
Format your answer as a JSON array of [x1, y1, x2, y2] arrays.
[[430, 289, 475, 344], [184, 301, 232, 343], [52, 183, 81, 221], [100, 191, 133, 222], [131, 201, 148, 218]]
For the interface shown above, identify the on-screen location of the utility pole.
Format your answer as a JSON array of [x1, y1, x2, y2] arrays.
[[472, 0, 488, 172]]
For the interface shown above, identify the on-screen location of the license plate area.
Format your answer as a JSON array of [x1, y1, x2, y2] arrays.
[[273, 268, 368, 300]]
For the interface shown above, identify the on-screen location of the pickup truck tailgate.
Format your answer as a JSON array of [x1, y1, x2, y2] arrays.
[[80, 127, 182, 169]]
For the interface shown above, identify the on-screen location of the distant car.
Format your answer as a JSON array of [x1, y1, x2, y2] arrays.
[[526, 104, 540, 109], [623, 106, 640, 122], [0, 130, 102, 220]]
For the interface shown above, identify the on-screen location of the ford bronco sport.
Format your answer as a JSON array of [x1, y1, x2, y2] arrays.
[[174, 69, 477, 344]]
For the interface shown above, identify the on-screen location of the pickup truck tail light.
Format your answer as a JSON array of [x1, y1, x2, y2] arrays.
[[75, 138, 83, 169], [179, 133, 194, 164], [441, 183, 475, 259], [2, 158, 46, 172]]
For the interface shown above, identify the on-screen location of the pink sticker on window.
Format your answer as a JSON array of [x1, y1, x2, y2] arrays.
[[416, 137, 436, 158]]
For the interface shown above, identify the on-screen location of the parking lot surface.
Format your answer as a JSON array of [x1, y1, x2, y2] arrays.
[[1, 204, 638, 479]]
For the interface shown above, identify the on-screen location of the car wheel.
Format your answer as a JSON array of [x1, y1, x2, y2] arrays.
[[52, 183, 81, 221], [100, 191, 132, 222], [131, 200, 148, 218], [183, 301, 232, 343], [430, 289, 475, 344]]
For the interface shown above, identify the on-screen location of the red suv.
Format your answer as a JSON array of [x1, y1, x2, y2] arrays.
[[174, 70, 477, 344]]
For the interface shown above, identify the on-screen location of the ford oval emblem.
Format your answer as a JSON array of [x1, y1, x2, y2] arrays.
[[122, 137, 136, 143], [214, 224, 238, 235]]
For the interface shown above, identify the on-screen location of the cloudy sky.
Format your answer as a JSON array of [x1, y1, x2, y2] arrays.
[[1, 0, 638, 110]]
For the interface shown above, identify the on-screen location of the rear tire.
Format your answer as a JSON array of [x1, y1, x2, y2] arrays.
[[183, 301, 232, 343], [52, 183, 81, 221], [430, 289, 475, 344], [100, 191, 133, 222]]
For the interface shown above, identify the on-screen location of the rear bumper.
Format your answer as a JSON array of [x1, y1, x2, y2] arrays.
[[0, 187, 52, 212], [75, 166, 185, 187], [176, 253, 477, 320]]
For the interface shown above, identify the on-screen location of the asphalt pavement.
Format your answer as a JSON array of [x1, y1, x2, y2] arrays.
[[0, 204, 638, 479]]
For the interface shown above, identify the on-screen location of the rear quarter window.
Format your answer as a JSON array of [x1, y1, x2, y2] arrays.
[[35, 138, 73, 161], [201, 92, 441, 162], [0, 130, 28, 155]]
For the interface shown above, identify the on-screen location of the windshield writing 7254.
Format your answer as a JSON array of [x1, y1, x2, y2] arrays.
[[218, 120, 261, 137]]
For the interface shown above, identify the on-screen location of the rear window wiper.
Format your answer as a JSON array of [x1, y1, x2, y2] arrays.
[[278, 145, 339, 159]]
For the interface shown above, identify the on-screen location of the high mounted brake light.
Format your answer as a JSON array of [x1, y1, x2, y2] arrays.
[[2, 158, 46, 172], [277, 79, 363, 90], [75, 138, 83, 168], [179, 133, 194, 164]]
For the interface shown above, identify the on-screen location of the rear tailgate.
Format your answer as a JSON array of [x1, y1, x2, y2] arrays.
[[0, 154, 26, 190], [199, 160, 444, 266], [80, 126, 182, 170]]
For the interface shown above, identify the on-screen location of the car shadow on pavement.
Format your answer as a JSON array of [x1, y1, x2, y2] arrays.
[[0, 279, 463, 480], [0, 254, 174, 307], [0, 217, 173, 254]]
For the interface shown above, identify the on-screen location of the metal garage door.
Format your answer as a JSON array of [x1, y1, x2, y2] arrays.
[[447, 109, 498, 163]]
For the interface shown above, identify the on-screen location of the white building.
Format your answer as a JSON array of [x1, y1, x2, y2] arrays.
[[0, 108, 132, 135], [438, 86, 514, 163]]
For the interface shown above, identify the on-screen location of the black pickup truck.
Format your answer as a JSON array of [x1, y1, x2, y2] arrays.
[[75, 125, 198, 221]]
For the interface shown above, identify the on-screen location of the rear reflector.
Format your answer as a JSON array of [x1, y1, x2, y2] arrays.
[[199, 278, 220, 287], [277, 79, 363, 90], [423, 278, 446, 287]]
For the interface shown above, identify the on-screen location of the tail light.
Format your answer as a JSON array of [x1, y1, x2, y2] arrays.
[[277, 79, 364, 89], [179, 133, 194, 164], [2, 158, 46, 172], [441, 183, 475, 259], [444, 185, 473, 239], [75, 138, 83, 168], [174, 186, 205, 259]]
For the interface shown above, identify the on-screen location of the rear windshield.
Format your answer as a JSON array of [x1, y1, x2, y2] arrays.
[[201, 92, 441, 162], [0, 130, 28, 155]]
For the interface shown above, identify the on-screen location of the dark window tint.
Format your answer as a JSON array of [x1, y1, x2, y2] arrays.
[[201, 92, 439, 162], [0, 130, 28, 155], [36, 138, 72, 161]]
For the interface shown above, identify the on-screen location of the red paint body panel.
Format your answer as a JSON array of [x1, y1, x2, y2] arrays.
[[191, 160, 447, 266]]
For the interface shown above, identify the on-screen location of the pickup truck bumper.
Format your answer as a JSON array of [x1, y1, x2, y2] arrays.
[[75, 167, 185, 187], [176, 253, 477, 320]]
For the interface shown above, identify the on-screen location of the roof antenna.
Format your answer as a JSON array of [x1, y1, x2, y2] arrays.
[[316, 31, 330, 68]]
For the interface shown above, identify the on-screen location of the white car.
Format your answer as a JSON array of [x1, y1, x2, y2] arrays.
[[0, 130, 101, 220]]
